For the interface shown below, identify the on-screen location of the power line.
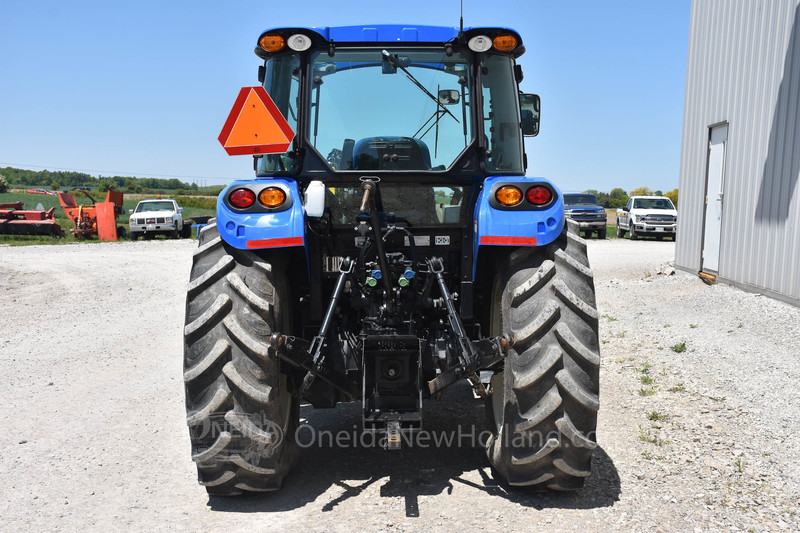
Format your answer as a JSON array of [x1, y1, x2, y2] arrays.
[[0, 162, 239, 182]]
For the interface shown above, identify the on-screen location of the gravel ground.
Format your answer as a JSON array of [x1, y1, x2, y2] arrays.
[[1, 238, 798, 532]]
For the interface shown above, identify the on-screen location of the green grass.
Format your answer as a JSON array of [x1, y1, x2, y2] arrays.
[[642, 451, 665, 460], [581, 223, 620, 240], [638, 425, 664, 445], [0, 233, 95, 246], [670, 341, 687, 353], [1, 191, 215, 245], [647, 410, 668, 422], [667, 383, 686, 393], [640, 374, 656, 385]]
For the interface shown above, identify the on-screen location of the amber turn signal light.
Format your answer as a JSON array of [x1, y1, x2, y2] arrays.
[[259, 187, 286, 208], [495, 185, 523, 206], [259, 33, 286, 53], [493, 34, 518, 52]]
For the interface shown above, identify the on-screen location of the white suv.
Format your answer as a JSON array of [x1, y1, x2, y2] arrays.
[[129, 198, 184, 240], [616, 196, 677, 240]]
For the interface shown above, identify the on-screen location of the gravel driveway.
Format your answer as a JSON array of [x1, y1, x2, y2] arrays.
[[1, 238, 798, 532]]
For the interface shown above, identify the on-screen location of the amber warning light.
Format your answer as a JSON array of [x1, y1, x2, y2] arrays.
[[218, 86, 295, 155]]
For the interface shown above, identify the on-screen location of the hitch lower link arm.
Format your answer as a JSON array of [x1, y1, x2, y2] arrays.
[[298, 256, 356, 398], [426, 257, 512, 396], [428, 257, 475, 369]]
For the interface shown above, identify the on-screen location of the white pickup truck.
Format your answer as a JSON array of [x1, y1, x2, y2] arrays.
[[129, 198, 185, 240], [616, 196, 677, 240]]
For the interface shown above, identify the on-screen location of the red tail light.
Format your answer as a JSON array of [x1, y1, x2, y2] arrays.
[[526, 186, 552, 205], [229, 188, 256, 208]]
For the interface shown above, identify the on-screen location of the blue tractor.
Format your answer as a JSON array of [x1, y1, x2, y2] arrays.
[[184, 24, 600, 495]]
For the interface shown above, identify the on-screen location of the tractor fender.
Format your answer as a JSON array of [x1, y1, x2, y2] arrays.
[[472, 176, 565, 279], [215, 178, 306, 251]]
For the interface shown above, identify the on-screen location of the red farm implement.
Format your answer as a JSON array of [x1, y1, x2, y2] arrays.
[[0, 202, 64, 237], [58, 189, 125, 241]]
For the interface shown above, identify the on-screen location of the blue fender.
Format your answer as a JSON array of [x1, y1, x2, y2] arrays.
[[215, 179, 306, 250], [473, 176, 565, 278]]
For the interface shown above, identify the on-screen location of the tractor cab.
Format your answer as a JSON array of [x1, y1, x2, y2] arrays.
[[253, 25, 538, 183]]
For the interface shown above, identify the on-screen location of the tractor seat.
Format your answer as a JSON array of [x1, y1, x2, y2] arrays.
[[351, 136, 431, 171]]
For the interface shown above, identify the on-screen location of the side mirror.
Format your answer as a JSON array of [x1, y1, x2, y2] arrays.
[[438, 89, 460, 105], [622, 206, 629, 212], [519, 93, 540, 137], [128, 209, 134, 214]]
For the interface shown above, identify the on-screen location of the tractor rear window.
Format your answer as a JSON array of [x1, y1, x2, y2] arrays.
[[326, 185, 466, 226], [308, 49, 473, 172]]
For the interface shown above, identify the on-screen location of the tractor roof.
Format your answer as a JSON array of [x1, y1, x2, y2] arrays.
[[255, 25, 524, 59]]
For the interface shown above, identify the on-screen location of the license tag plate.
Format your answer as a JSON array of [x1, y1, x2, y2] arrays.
[[655, 227, 664, 232], [404, 235, 431, 246]]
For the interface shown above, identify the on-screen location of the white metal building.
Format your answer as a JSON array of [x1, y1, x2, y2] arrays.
[[677, 0, 800, 306]]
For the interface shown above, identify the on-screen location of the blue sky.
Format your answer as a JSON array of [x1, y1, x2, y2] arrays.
[[0, 0, 690, 192]]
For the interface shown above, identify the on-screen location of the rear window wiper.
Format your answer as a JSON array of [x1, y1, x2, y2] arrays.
[[381, 50, 459, 124]]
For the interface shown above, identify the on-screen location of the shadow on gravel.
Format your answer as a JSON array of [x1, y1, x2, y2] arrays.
[[207, 382, 620, 516]]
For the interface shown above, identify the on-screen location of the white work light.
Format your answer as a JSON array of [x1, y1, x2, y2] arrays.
[[467, 35, 492, 52], [287, 34, 312, 51]]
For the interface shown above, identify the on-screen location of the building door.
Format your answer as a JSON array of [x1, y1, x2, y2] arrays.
[[702, 124, 728, 273]]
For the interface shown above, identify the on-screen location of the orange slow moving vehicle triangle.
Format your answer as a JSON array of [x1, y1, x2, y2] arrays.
[[218, 86, 295, 155]]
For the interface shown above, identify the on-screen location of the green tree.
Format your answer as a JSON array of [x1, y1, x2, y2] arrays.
[[98, 179, 114, 192], [50, 180, 61, 191], [630, 186, 653, 197], [607, 188, 629, 209], [609, 188, 627, 199], [327, 148, 343, 170], [665, 188, 679, 207], [125, 179, 142, 193], [0, 174, 7, 193]]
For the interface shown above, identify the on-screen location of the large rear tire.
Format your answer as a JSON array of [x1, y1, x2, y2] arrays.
[[486, 220, 600, 490], [184, 221, 298, 495]]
